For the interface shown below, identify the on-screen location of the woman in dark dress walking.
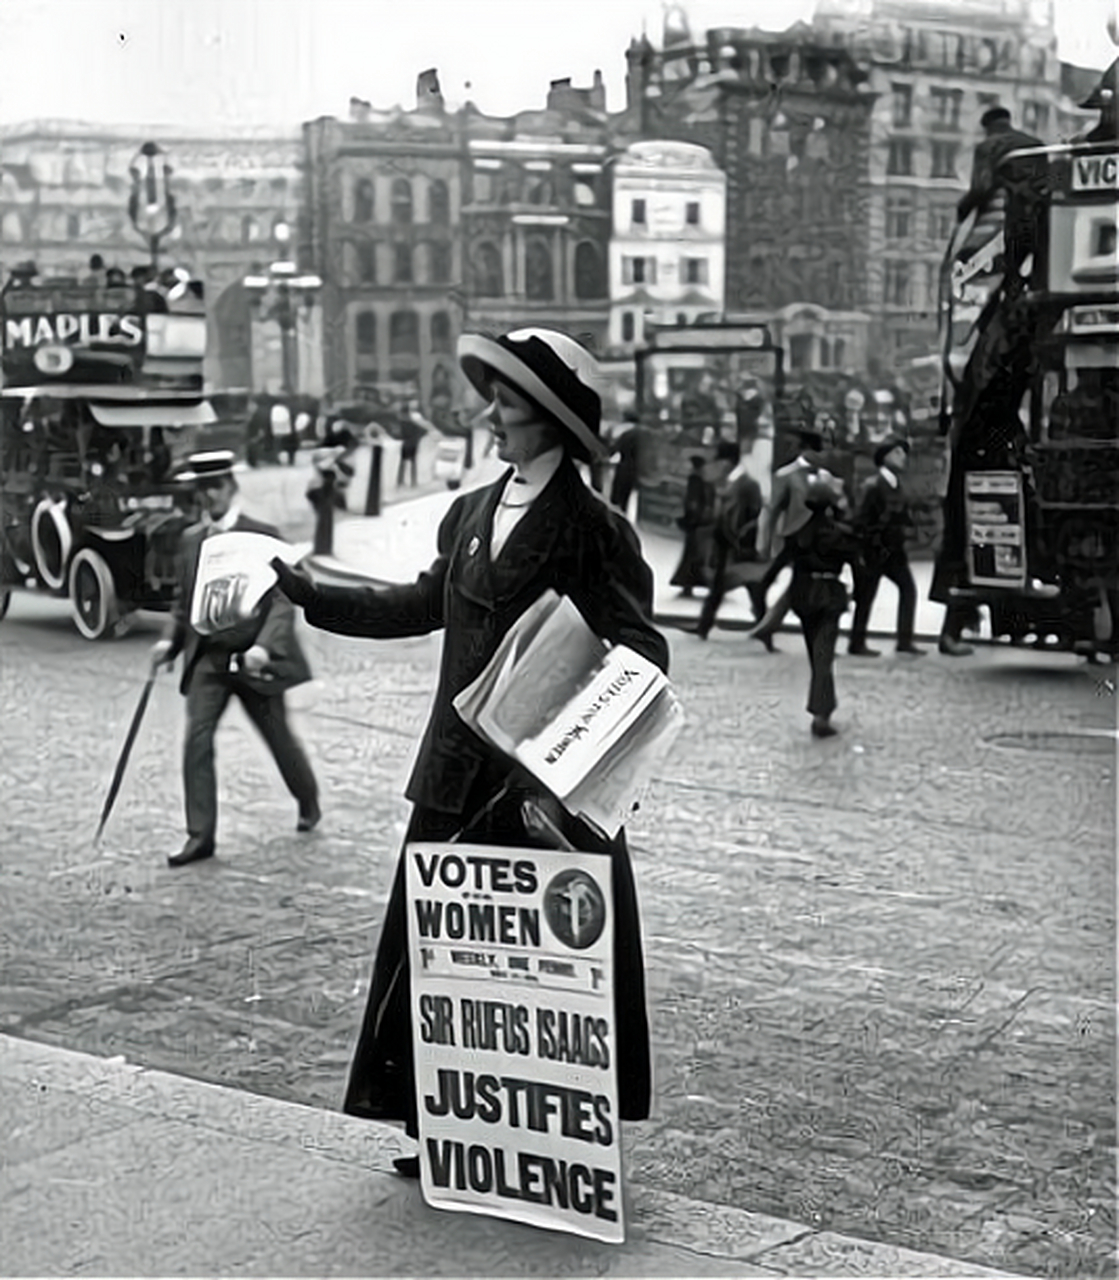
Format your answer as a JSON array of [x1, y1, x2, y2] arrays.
[[271, 328, 668, 1176], [669, 453, 713, 597]]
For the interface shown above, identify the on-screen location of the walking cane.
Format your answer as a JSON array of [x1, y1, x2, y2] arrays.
[[94, 666, 158, 846]]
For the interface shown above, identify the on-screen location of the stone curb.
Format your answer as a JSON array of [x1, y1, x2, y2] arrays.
[[0, 1034, 1018, 1278]]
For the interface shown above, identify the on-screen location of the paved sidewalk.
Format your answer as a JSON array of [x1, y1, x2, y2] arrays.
[[314, 463, 960, 644], [1, 1035, 1016, 1278]]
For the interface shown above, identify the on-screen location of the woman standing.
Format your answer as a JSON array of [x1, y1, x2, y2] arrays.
[[272, 328, 668, 1174], [786, 480, 861, 738], [669, 453, 713, 597]]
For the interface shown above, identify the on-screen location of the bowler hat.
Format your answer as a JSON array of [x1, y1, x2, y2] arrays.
[[980, 105, 1011, 128], [175, 449, 243, 484], [457, 328, 604, 462], [797, 428, 825, 453], [874, 436, 910, 468]]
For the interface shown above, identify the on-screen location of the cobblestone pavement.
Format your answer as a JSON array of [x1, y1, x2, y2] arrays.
[[0, 593, 1114, 1277]]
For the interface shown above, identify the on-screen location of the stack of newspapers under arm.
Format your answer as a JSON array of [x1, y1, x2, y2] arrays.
[[453, 589, 684, 837]]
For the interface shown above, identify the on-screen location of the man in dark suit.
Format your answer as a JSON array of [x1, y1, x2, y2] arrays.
[[848, 437, 925, 657], [151, 451, 318, 867], [272, 328, 667, 1178], [957, 107, 1042, 222]]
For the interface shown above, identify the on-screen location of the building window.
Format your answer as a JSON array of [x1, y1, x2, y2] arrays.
[[931, 141, 959, 179], [682, 257, 708, 285], [930, 87, 963, 129], [621, 312, 635, 342], [394, 242, 413, 283], [472, 170, 494, 203], [887, 140, 914, 176], [354, 178, 374, 223], [676, 312, 689, 326], [885, 260, 912, 306], [391, 178, 413, 225], [574, 179, 597, 207], [789, 333, 813, 370], [428, 179, 449, 225], [357, 241, 376, 283], [833, 336, 846, 368], [431, 242, 451, 283], [574, 241, 605, 299], [472, 241, 503, 296], [622, 256, 655, 285], [1022, 101, 1050, 136], [930, 203, 956, 244], [389, 309, 419, 356], [631, 198, 646, 226], [891, 83, 913, 128], [241, 215, 261, 244], [430, 311, 452, 354], [356, 310, 377, 355], [685, 201, 700, 226], [67, 213, 81, 238], [886, 193, 914, 240], [525, 237, 554, 301], [2, 212, 21, 242]]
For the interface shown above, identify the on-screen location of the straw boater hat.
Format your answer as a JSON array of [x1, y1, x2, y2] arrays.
[[456, 328, 605, 462], [175, 450, 245, 483]]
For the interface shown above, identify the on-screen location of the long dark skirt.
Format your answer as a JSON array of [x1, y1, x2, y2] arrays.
[[670, 524, 714, 590], [342, 782, 652, 1136]]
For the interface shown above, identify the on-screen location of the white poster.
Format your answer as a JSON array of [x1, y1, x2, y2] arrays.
[[406, 842, 622, 1243]]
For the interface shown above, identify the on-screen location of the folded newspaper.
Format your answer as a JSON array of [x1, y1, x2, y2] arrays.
[[453, 590, 684, 836], [189, 530, 311, 636]]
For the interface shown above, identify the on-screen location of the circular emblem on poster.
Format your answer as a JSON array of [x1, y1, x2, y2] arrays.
[[543, 868, 606, 950], [34, 345, 74, 375]]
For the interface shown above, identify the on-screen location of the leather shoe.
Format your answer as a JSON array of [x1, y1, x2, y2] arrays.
[[168, 837, 214, 867], [392, 1156, 420, 1179], [848, 645, 881, 657], [896, 644, 926, 656], [938, 637, 974, 657], [746, 584, 767, 621], [811, 717, 838, 738], [297, 801, 322, 833]]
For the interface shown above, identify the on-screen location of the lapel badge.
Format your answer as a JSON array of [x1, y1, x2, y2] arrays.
[[467, 535, 480, 557]]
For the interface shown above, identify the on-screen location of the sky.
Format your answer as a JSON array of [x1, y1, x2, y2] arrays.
[[0, 0, 1113, 130]]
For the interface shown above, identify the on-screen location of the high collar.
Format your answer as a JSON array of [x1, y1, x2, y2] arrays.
[[500, 445, 565, 506], [878, 466, 899, 489], [205, 503, 242, 533]]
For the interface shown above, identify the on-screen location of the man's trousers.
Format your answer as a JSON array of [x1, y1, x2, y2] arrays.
[[183, 668, 318, 845], [850, 553, 916, 651]]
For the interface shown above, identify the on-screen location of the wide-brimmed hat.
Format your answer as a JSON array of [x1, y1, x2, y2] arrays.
[[175, 450, 244, 484], [457, 328, 604, 462], [874, 436, 910, 468]]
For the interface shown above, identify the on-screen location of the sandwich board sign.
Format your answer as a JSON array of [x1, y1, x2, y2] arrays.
[[406, 842, 622, 1242]]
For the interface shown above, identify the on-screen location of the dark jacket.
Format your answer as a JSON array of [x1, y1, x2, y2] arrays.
[[853, 471, 913, 561], [958, 124, 1043, 219], [301, 458, 668, 815], [788, 510, 861, 618], [165, 512, 312, 696]]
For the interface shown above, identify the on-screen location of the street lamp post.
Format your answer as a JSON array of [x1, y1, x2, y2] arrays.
[[243, 222, 322, 399]]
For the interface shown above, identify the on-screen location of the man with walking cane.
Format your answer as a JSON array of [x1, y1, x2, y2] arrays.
[[150, 451, 319, 867]]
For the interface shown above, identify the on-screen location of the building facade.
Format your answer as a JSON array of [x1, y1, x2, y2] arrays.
[[0, 119, 306, 393], [622, 20, 878, 382], [608, 139, 726, 354], [812, 0, 1095, 372], [302, 90, 464, 416], [461, 99, 612, 360]]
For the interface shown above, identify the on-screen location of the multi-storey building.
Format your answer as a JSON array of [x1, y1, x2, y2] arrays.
[[460, 83, 613, 359], [0, 119, 305, 392], [302, 78, 464, 415], [621, 20, 878, 380], [608, 139, 726, 353], [812, 0, 1094, 371]]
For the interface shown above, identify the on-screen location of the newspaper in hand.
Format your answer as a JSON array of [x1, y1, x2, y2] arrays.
[[453, 589, 683, 836], [189, 530, 310, 636]]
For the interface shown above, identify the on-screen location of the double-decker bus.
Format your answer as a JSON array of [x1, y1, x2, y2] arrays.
[[0, 262, 215, 638], [934, 63, 1119, 656]]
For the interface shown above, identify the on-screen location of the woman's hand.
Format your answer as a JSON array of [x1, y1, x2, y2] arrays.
[[271, 558, 318, 609]]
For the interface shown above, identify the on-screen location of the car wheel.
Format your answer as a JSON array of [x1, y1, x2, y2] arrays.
[[68, 547, 120, 640]]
